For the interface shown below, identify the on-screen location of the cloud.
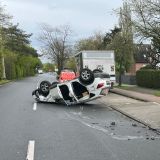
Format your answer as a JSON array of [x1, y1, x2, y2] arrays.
[[4, 0, 123, 49]]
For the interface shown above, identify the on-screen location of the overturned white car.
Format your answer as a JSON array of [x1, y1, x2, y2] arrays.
[[32, 69, 111, 105]]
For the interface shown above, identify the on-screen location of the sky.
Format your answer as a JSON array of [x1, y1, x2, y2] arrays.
[[3, 0, 123, 61]]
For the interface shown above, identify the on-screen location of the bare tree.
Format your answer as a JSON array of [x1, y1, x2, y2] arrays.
[[39, 24, 72, 73], [128, 0, 160, 39], [140, 43, 160, 69], [126, 0, 160, 68], [74, 32, 105, 52]]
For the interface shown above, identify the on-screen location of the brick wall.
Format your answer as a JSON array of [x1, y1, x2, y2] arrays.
[[126, 63, 147, 75]]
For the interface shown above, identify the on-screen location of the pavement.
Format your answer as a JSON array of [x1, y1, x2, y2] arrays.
[[101, 88, 160, 132], [110, 88, 160, 103]]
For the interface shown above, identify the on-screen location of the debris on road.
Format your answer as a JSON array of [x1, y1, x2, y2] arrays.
[[151, 137, 155, 140], [91, 122, 99, 125], [132, 123, 137, 127], [111, 121, 116, 126]]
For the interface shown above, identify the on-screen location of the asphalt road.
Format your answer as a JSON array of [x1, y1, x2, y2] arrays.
[[0, 74, 160, 160]]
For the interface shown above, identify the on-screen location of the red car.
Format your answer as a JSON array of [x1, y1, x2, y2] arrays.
[[59, 69, 76, 83]]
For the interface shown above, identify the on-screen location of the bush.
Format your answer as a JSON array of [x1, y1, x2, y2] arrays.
[[140, 65, 153, 70], [136, 69, 160, 88], [5, 53, 17, 80], [4, 51, 42, 80]]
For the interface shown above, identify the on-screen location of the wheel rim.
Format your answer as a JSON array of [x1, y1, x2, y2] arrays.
[[81, 70, 90, 80], [41, 83, 49, 92]]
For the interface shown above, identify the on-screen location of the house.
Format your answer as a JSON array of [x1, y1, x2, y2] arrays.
[[126, 44, 150, 75], [119, 44, 150, 85]]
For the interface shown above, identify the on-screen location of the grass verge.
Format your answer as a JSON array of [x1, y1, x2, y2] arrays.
[[115, 84, 160, 97], [154, 91, 160, 97], [0, 80, 10, 85]]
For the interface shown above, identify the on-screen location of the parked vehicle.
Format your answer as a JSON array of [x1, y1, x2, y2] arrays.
[[38, 69, 43, 74], [75, 50, 116, 87], [32, 68, 111, 105]]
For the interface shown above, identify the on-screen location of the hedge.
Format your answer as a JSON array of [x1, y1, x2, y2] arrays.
[[3, 51, 42, 80], [136, 69, 160, 88]]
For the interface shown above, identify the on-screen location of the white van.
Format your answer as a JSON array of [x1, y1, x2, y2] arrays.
[[75, 50, 116, 87]]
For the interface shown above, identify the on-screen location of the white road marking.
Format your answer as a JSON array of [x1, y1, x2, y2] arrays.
[[33, 103, 37, 111], [26, 140, 35, 160], [125, 103, 131, 105], [153, 102, 160, 105]]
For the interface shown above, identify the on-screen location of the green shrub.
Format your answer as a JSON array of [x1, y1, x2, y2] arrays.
[[5, 53, 17, 80], [15, 64, 23, 79], [140, 65, 153, 70], [136, 69, 160, 88], [4, 51, 41, 80]]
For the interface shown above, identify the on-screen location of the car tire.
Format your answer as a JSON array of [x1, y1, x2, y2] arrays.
[[32, 89, 39, 96], [32, 89, 41, 102], [79, 68, 94, 85], [39, 81, 51, 94]]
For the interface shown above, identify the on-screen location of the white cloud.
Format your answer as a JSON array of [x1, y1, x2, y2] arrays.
[[4, 0, 123, 50]]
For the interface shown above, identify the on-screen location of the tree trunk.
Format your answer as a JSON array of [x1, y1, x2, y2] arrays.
[[118, 73, 122, 86], [118, 61, 122, 86], [1, 54, 6, 79], [60, 59, 63, 71], [57, 59, 61, 74]]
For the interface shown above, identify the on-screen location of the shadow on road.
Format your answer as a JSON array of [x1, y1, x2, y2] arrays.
[[36, 100, 108, 110]]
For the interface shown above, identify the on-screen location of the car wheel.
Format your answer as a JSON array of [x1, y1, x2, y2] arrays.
[[32, 89, 39, 97], [93, 69, 103, 73], [79, 68, 94, 85], [39, 81, 51, 94]]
